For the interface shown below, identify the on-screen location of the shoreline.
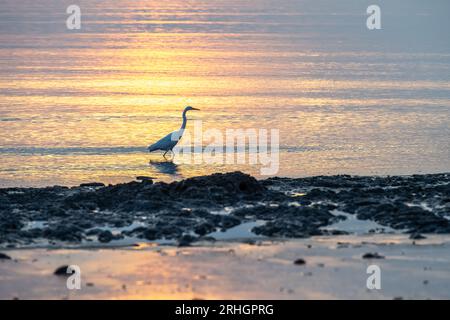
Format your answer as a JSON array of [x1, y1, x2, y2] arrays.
[[1, 171, 450, 299]]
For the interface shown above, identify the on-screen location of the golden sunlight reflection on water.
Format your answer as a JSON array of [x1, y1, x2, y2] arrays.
[[0, 0, 449, 186]]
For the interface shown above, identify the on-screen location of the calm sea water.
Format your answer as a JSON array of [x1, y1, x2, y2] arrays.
[[0, 0, 449, 187]]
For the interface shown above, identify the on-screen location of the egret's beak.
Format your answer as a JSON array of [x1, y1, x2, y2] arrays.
[[192, 107, 200, 111]]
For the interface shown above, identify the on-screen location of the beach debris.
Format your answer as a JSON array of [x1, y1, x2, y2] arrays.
[[293, 258, 306, 265], [362, 252, 385, 259], [0, 252, 12, 260]]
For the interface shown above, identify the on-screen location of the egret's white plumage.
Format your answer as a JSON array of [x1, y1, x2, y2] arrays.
[[148, 106, 199, 158]]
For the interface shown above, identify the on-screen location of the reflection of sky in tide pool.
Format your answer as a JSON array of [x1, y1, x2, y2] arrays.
[[0, 0, 449, 187]]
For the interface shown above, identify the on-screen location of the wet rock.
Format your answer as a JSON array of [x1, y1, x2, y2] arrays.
[[42, 225, 83, 242], [0, 219, 24, 232], [198, 236, 216, 242], [167, 171, 267, 204], [143, 228, 159, 240], [354, 202, 450, 234], [303, 188, 337, 201], [219, 215, 241, 229], [98, 230, 114, 243], [250, 206, 340, 238], [321, 229, 349, 236], [1, 171, 450, 247], [178, 234, 197, 247], [194, 222, 216, 236], [158, 224, 183, 238], [86, 228, 103, 236]]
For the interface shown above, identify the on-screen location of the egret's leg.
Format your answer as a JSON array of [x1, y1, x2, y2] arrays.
[[163, 150, 168, 159]]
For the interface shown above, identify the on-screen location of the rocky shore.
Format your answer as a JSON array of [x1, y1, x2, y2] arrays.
[[1, 172, 449, 247]]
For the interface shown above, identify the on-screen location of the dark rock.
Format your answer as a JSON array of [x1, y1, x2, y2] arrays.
[[321, 229, 349, 236], [136, 176, 155, 183], [42, 225, 83, 242], [0, 252, 12, 260], [362, 252, 385, 259], [98, 230, 114, 243], [86, 228, 103, 236], [1, 171, 450, 247], [54, 265, 70, 276], [143, 228, 159, 240], [194, 222, 216, 236], [409, 233, 426, 240], [250, 206, 339, 238], [293, 258, 306, 265], [198, 236, 216, 242], [178, 234, 197, 247], [79, 182, 105, 188], [219, 215, 241, 229]]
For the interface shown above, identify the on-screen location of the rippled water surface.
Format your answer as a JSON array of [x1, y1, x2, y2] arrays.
[[0, 0, 449, 186]]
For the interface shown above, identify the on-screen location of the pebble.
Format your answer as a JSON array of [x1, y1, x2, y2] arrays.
[[362, 252, 385, 259], [54, 265, 70, 276], [293, 258, 306, 265]]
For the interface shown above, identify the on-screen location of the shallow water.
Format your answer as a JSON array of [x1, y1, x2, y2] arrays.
[[1, 0, 449, 187]]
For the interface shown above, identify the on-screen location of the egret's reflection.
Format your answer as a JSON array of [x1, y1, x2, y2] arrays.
[[149, 159, 179, 175]]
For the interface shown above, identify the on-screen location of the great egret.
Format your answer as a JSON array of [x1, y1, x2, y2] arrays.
[[148, 106, 200, 159]]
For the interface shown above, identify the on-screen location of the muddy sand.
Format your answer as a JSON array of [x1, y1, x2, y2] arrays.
[[1, 172, 449, 299]]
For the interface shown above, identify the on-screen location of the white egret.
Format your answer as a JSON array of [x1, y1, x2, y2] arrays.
[[148, 106, 200, 159]]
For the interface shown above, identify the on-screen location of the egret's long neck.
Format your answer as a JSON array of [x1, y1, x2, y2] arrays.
[[180, 110, 188, 130]]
